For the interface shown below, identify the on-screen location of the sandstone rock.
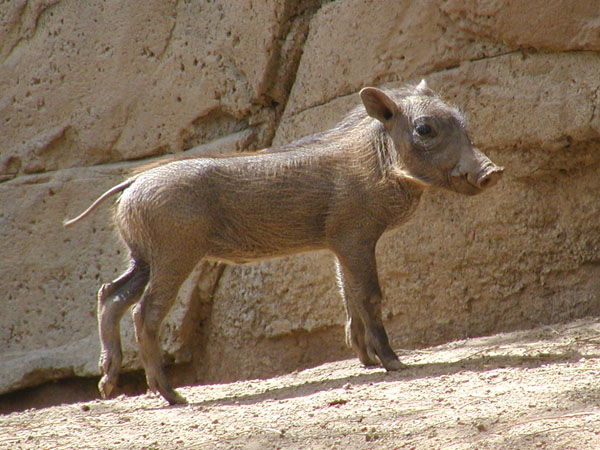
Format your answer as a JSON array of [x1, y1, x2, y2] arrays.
[[429, 52, 600, 155], [0, 129, 256, 395], [0, 166, 125, 394], [0, 163, 186, 393], [0, 0, 325, 396], [277, 0, 511, 134], [0, 0, 291, 178], [441, 0, 600, 51], [1, 0, 599, 397], [205, 1, 600, 381], [276, 52, 600, 172]]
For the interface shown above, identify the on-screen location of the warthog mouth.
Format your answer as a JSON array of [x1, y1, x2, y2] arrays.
[[448, 164, 504, 195]]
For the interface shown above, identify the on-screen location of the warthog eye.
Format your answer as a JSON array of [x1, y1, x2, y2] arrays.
[[415, 124, 432, 136]]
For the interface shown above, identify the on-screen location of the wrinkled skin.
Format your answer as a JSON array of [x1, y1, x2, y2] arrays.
[[66, 80, 503, 405]]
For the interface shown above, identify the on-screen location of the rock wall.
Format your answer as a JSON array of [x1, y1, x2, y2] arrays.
[[1, 0, 599, 395]]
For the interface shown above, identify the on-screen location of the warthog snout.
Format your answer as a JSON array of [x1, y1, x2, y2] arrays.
[[450, 146, 504, 195], [475, 165, 504, 189]]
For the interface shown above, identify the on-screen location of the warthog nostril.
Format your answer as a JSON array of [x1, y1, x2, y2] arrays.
[[476, 167, 504, 189]]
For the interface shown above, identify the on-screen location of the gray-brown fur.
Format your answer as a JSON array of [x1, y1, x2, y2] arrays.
[[66, 80, 504, 405]]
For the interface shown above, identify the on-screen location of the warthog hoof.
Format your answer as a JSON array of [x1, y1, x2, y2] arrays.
[[98, 375, 116, 399], [382, 357, 407, 371], [167, 391, 188, 406]]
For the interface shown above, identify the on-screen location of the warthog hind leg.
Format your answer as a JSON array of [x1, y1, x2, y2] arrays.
[[97, 260, 149, 398], [131, 252, 200, 405]]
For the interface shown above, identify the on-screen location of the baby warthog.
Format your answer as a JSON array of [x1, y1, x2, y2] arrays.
[[66, 80, 503, 405]]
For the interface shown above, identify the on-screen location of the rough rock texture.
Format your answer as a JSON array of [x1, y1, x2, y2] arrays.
[[1, 0, 599, 395]]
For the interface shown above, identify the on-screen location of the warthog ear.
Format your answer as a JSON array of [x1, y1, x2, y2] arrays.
[[360, 87, 399, 123], [416, 79, 435, 97]]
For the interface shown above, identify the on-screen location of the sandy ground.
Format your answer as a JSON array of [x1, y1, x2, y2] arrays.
[[2, 318, 600, 449]]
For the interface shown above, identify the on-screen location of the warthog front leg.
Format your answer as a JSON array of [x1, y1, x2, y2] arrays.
[[97, 260, 149, 398], [335, 260, 378, 366], [334, 250, 405, 371]]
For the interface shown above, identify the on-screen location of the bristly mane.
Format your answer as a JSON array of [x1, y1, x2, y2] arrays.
[[131, 84, 434, 176], [274, 84, 425, 153]]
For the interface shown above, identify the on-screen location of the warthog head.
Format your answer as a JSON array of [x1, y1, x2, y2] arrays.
[[360, 80, 504, 195]]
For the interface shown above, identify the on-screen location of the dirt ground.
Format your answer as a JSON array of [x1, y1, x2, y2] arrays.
[[2, 318, 600, 449]]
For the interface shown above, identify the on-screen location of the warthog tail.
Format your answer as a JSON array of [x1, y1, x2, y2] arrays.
[[63, 178, 135, 227]]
